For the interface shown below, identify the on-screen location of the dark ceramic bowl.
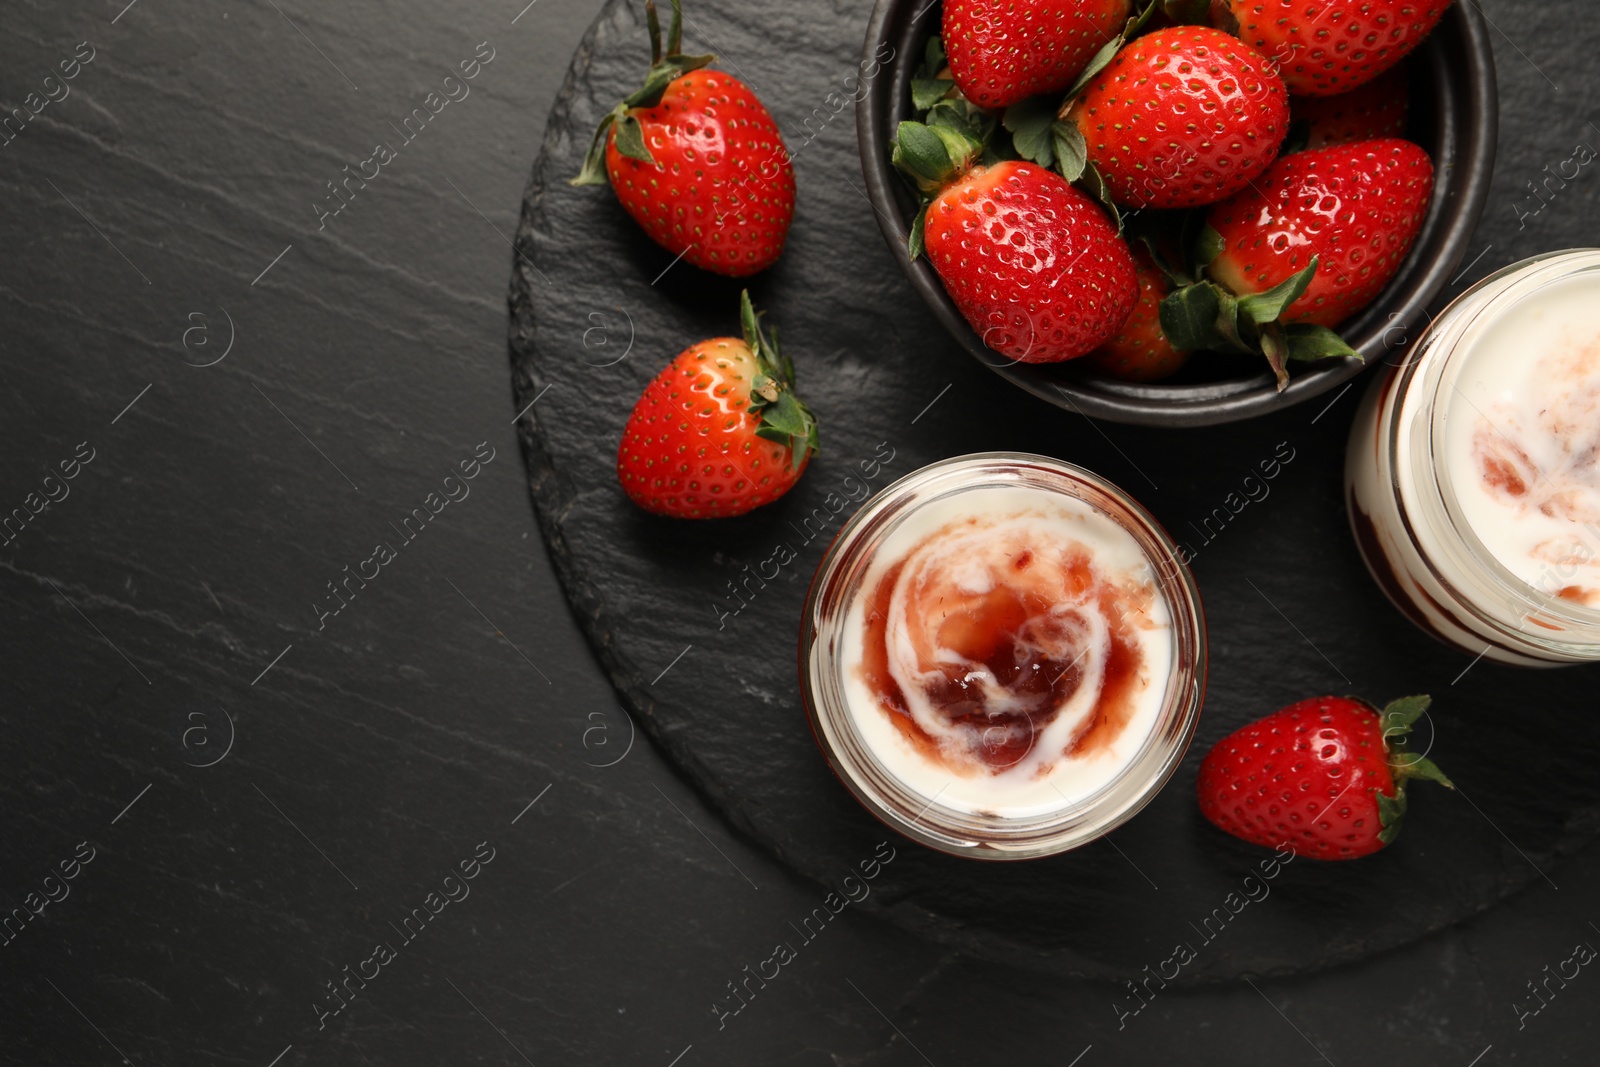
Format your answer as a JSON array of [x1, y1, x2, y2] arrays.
[[857, 2, 1497, 426]]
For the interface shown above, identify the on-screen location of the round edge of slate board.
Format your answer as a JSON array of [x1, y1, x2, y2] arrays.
[[508, 0, 1600, 984]]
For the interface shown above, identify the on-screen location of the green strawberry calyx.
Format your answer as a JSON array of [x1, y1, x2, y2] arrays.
[[891, 119, 986, 260], [1370, 694, 1455, 846], [570, 0, 716, 187], [998, 0, 1158, 205], [739, 291, 819, 473], [1159, 236, 1362, 392]]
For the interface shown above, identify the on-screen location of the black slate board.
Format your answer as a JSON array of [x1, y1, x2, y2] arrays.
[[509, 0, 1600, 980]]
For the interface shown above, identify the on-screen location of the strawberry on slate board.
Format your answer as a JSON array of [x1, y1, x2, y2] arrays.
[[1292, 65, 1409, 150], [1160, 137, 1434, 388], [617, 292, 817, 520], [1088, 247, 1190, 381], [943, 0, 1134, 111], [1211, 0, 1448, 97], [1067, 25, 1289, 209], [571, 0, 795, 276], [1197, 694, 1454, 860], [894, 121, 1138, 364]]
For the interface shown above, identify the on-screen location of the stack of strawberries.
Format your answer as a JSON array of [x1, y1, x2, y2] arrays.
[[908, 0, 1444, 387]]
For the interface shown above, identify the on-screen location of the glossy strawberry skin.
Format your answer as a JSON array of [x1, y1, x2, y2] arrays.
[[1069, 26, 1289, 210], [1207, 138, 1433, 327], [1197, 696, 1395, 860], [1215, 0, 1447, 97], [924, 160, 1138, 364], [617, 338, 808, 518], [605, 72, 795, 277], [1292, 64, 1408, 150], [944, 0, 1134, 110], [1088, 249, 1189, 381]]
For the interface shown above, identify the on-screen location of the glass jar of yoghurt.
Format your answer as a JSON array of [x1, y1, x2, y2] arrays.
[[799, 453, 1206, 859], [1347, 249, 1600, 665]]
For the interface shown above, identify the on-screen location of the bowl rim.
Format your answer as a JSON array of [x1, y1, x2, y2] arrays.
[[855, 1, 1500, 427]]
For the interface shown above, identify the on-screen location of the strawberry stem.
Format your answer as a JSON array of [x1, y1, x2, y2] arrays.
[[739, 291, 818, 472], [569, 0, 716, 187]]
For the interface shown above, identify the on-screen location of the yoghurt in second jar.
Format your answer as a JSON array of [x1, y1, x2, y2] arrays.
[[1446, 273, 1600, 606], [1346, 250, 1600, 664], [801, 454, 1205, 859]]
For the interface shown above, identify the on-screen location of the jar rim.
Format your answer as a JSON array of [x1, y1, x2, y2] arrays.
[[798, 452, 1207, 860]]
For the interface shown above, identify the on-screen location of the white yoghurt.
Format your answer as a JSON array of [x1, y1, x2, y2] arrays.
[[839, 485, 1174, 819], [1445, 273, 1600, 607]]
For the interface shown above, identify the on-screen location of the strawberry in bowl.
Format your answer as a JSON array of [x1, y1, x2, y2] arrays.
[[892, 120, 1138, 364]]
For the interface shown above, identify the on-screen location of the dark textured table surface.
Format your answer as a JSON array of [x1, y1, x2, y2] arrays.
[[3, 1, 1597, 1065]]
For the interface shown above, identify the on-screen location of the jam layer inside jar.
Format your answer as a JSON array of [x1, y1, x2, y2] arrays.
[[857, 511, 1163, 778]]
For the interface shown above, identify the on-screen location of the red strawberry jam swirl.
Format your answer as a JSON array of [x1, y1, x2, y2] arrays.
[[857, 513, 1164, 778]]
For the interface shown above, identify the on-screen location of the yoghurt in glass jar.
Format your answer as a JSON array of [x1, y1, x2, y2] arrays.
[[1347, 249, 1600, 664], [800, 454, 1205, 859]]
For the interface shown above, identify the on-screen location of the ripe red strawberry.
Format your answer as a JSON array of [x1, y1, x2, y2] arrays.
[[1067, 26, 1289, 209], [1206, 137, 1433, 327], [1197, 694, 1453, 860], [1213, 0, 1447, 97], [1088, 248, 1190, 381], [943, 0, 1134, 111], [1292, 64, 1408, 150], [895, 122, 1137, 363], [617, 292, 817, 519], [572, 0, 794, 276]]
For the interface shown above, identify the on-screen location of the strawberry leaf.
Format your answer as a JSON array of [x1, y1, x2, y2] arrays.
[[1212, 286, 1245, 350], [571, 108, 623, 186], [1393, 754, 1454, 787], [756, 391, 810, 439], [1237, 257, 1319, 325], [918, 34, 947, 81], [1375, 787, 1408, 843], [1079, 161, 1123, 232], [611, 112, 654, 165], [1065, 35, 1123, 99], [1260, 321, 1291, 391], [1159, 281, 1226, 351], [1285, 323, 1361, 362], [1194, 223, 1225, 268], [908, 204, 928, 261], [646, 0, 664, 64], [926, 96, 993, 146], [665, 0, 683, 55], [1380, 694, 1432, 732], [1060, 3, 1159, 105], [912, 78, 952, 111], [1052, 121, 1088, 183], [739, 289, 761, 353], [1002, 97, 1059, 168]]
